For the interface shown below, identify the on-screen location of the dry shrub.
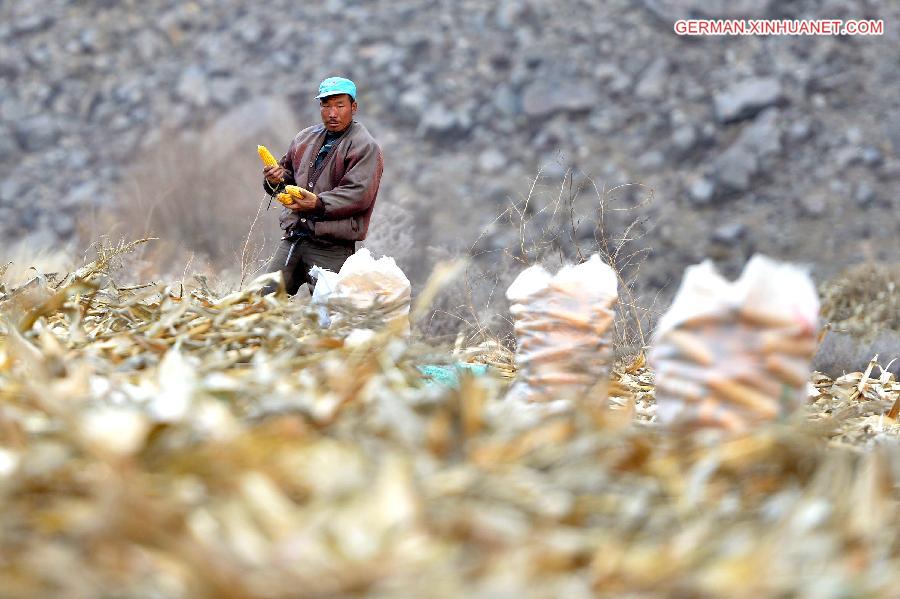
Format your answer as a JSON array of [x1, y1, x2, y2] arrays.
[[0, 237, 75, 288], [79, 98, 295, 288], [814, 263, 900, 376], [820, 262, 899, 338], [421, 165, 659, 358]]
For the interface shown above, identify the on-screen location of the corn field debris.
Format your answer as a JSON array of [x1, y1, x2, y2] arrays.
[[0, 259, 897, 598]]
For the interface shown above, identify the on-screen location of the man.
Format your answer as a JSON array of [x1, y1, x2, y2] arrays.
[[261, 76, 384, 295]]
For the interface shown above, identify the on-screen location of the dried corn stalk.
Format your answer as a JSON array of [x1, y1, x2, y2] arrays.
[[0, 250, 897, 598]]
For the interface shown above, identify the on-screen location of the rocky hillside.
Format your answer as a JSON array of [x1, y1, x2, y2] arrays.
[[2, 0, 898, 292]]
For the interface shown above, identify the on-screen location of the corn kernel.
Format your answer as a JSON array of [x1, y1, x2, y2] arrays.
[[257, 145, 279, 168], [284, 185, 304, 199]]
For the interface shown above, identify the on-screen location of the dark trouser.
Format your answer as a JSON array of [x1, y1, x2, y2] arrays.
[[263, 236, 356, 296]]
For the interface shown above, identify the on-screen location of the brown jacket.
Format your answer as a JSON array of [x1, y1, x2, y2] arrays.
[[265, 121, 383, 242]]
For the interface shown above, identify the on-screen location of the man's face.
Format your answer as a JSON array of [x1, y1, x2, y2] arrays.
[[320, 94, 357, 132]]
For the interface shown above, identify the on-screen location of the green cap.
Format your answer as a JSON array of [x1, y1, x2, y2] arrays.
[[315, 77, 357, 101]]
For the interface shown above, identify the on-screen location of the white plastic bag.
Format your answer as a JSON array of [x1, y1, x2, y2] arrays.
[[506, 254, 618, 402], [649, 255, 820, 431], [311, 248, 411, 333], [309, 266, 339, 327]]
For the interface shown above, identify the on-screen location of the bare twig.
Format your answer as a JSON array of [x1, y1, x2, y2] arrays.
[[239, 195, 269, 289]]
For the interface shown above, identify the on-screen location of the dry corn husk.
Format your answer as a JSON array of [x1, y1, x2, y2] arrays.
[[0, 252, 897, 598]]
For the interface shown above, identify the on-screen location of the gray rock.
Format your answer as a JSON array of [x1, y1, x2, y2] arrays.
[[11, 14, 55, 36], [0, 59, 18, 80], [51, 212, 75, 237], [496, 0, 528, 29], [737, 109, 781, 157], [641, 0, 772, 21], [484, 185, 513, 207], [419, 104, 469, 139], [323, 0, 344, 14], [63, 148, 90, 170], [26, 43, 51, 66], [714, 78, 783, 123], [637, 150, 665, 170], [209, 77, 240, 107], [64, 182, 99, 208], [13, 115, 60, 152], [854, 182, 875, 207], [399, 89, 428, 117], [478, 148, 507, 174], [712, 145, 757, 193], [845, 127, 863, 145], [788, 120, 812, 142], [688, 177, 715, 204], [521, 79, 597, 118], [361, 43, 397, 69], [533, 115, 571, 150], [134, 29, 166, 61], [17, 206, 39, 230], [671, 125, 698, 155], [0, 126, 17, 162], [176, 65, 210, 107], [593, 63, 632, 95], [711, 109, 781, 194], [860, 146, 883, 167], [879, 159, 900, 181], [589, 107, 626, 134], [237, 19, 265, 46], [713, 222, 746, 245], [799, 194, 827, 217], [492, 85, 520, 117], [538, 154, 568, 180], [834, 146, 861, 169], [829, 179, 849, 195], [635, 58, 669, 100], [0, 179, 23, 203], [813, 330, 900, 377]]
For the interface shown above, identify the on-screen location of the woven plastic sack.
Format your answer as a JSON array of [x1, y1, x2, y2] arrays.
[[648, 255, 820, 432], [505, 254, 618, 403], [310, 248, 411, 332]]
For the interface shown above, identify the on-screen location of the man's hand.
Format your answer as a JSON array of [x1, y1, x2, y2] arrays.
[[283, 186, 319, 211], [264, 165, 287, 183]]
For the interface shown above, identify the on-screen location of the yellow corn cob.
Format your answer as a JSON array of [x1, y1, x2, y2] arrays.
[[276, 193, 294, 205], [257, 145, 279, 168], [284, 185, 304, 199]]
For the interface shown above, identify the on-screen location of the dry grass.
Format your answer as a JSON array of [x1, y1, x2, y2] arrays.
[[107, 132, 278, 286], [0, 237, 75, 288], [0, 252, 896, 597], [820, 262, 899, 338], [76, 99, 298, 290], [812, 262, 900, 376], [422, 165, 659, 360]]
